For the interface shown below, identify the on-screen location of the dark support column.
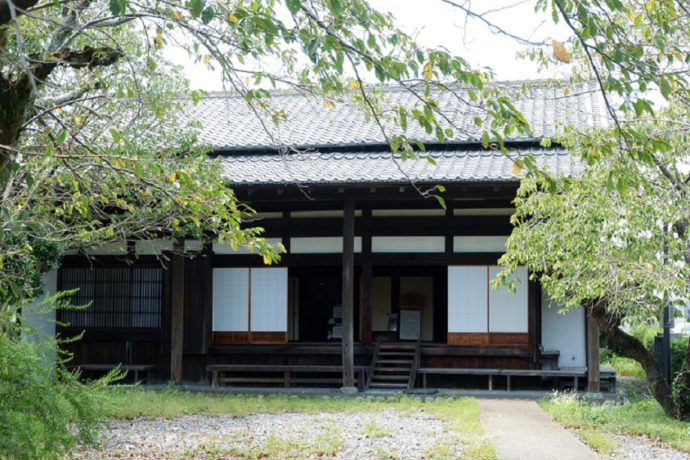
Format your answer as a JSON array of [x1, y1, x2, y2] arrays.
[[361, 263, 372, 343], [341, 199, 356, 391], [586, 312, 600, 392], [528, 280, 540, 367], [170, 244, 185, 384]]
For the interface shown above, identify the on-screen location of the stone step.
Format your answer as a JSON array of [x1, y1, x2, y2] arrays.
[[369, 382, 408, 388], [372, 374, 409, 381]]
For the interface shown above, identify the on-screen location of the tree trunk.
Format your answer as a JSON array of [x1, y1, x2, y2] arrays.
[[0, 73, 34, 181], [590, 301, 677, 417]]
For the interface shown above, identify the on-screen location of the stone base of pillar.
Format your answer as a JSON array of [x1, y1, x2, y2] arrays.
[[340, 386, 359, 395]]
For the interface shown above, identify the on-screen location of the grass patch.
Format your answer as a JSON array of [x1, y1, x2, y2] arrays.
[[191, 432, 344, 459], [426, 398, 496, 459], [601, 355, 645, 378], [372, 446, 396, 459], [97, 388, 495, 458], [576, 429, 618, 456], [424, 440, 459, 460], [361, 418, 390, 438], [540, 393, 690, 453]]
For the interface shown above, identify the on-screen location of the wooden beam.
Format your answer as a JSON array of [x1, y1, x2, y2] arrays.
[[341, 199, 356, 389], [586, 312, 600, 392], [528, 279, 540, 367], [170, 247, 185, 384]]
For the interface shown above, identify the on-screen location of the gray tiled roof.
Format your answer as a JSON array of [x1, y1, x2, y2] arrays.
[[191, 80, 607, 151], [220, 147, 579, 186]]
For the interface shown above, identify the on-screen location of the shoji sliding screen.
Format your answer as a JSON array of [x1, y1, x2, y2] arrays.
[[212, 267, 288, 344], [447, 265, 529, 346]]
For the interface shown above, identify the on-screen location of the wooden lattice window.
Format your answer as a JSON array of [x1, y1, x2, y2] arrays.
[[59, 267, 163, 328]]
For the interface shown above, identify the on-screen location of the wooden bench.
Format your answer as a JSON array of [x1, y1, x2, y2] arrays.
[[73, 364, 156, 383], [417, 367, 589, 391], [206, 364, 369, 389]]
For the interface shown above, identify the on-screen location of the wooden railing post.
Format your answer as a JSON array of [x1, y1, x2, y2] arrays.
[[170, 241, 185, 384], [586, 312, 600, 393], [341, 199, 356, 391]]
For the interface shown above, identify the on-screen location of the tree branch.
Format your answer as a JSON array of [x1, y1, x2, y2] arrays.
[[0, 0, 40, 26]]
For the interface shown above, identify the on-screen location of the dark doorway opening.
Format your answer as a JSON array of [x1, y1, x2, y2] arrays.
[[288, 266, 360, 342]]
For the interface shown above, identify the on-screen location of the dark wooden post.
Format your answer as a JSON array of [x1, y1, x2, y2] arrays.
[[170, 244, 185, 384], [586, 312, 600, 392], [360, 263, 372, 343], [341, 199, 356, 391]]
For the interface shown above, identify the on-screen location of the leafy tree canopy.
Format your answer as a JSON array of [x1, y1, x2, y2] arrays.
[[445, 0, 690, 418], [0, 0, 531, 305]]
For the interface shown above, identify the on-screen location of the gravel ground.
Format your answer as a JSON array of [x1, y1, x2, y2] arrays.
[[606, 433, 689, 460], [568, 429, 689, 460], [73, 409, 459, 459]]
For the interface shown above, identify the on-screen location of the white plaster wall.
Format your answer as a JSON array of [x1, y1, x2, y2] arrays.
[[23, 271, 57, 338], [541, 289, 586, 368], [22, 271, 58, 363], [289, 237, 362, 253], [135, 239, 174, 255], [372, 236, 445, 253], [453, 236, 508, 253]]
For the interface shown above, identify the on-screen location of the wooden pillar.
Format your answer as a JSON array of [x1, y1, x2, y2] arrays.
[[360, 263, 372, 343], [170, 247, 185, 384], [586, 312, 600, 392], [341, 199, 356, 390]]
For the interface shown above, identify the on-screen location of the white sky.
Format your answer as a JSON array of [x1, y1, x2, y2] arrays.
[[169, 0, 573, 91]]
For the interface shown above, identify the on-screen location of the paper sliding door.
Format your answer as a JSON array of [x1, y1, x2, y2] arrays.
[[212, 267, 288, 344]]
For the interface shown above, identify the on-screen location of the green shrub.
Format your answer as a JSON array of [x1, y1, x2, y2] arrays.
[[671, 336, 688, 380], [600, 353, 645, 378], [0, 297, 117, 460], [602, 324, 688, 381]]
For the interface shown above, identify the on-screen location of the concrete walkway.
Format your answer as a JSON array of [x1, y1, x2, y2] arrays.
[[478, 399, 598, 460]]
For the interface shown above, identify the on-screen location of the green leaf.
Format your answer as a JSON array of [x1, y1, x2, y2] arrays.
[[481, 132, 490, 148], [191, 90, 202, 105], [399, 110, 407, 131], [616, 176, 628, 195], [109, 0, 126, 16], [109, 128, 122, 143], [201, 6, 215, 24], [633, 99, 654, 117], [326, 0, 343, 14], [432, 194, 447, 210], [659, 78, 672, 99], [56, 129, 68, 145], [286, 0, 301, 14], [188, 0, 204, 19]]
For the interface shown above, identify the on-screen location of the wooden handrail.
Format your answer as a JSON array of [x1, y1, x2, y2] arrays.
[[366, 340, 381, 389], [407, 337, 421, 390]]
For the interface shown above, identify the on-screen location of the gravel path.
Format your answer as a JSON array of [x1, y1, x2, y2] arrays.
[[594, 432, 688, 460], [74, 409, 459, 459]]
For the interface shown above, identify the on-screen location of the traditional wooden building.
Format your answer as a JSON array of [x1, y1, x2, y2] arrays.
[[44, 81, 612, 391]]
